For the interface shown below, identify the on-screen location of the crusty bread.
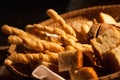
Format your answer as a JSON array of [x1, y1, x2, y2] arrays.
[[90, 27, 120, 60], [58, 50, 83, 72], [99, 12, 117, 24], [88, 23, 116, 41], [87, 23, 101, 41], [104, 45, 120, 73], [69, 67, 98, 80], [90, 26, 120, 73]]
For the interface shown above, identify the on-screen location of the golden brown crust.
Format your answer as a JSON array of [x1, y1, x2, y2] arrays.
[[69, 67, 98, 80], [99, 12, 117, 24], [4, 52, 58, 66], [46, 9, 76, 37], [2, 25, 65, 52]]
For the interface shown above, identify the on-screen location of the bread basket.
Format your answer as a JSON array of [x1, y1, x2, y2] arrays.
[[5, 5, 120, 80]]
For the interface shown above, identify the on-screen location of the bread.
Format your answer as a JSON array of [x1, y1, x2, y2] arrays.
[[69, 67, 98, 80], [87, 23, 101, 41], [99, 12, 117, 24], [91, 27, 120, 59], [90, 26, 120, 73], [104, 46, 120, 73], [58, 50, 83, 72], [88, 23, 116, 41], [2, 8, 120, 79]]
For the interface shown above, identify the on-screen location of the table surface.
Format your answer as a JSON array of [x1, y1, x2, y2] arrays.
[[0, 0, 120, 80]]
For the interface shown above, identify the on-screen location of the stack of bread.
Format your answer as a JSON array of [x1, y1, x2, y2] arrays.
[[1, 9, 120, 80]]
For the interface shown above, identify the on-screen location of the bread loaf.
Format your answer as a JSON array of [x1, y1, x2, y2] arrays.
[[90, 26, 120, 73], [88, 23, 116, 41]]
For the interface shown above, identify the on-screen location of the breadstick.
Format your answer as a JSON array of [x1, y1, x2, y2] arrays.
[[26, 24, 77, 41], [61, 35, 76, 46], [40, 51, 58, 64], [2, 25, 31, 37], [34, 24, 66, 35], [46, 9, 76, 37], [2, 25, 65, 52], [73, 43, 94, 53], [26, 24, 78, 45], [25, 24, 62, 44], [46, 36, 62, 45], [66, 45, 76, 51], [41, 40, 64, 52], [4, 53, 29, 66], [8, 35, 64, 52], [25, 24, 66, 36], [4, 52, 58, 66], [8, 35, 23, 44], [25, 24, 47, 39], [26, 24, 78, 46]]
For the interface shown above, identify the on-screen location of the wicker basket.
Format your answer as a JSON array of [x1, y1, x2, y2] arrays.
[[5, 5, 120, 80]]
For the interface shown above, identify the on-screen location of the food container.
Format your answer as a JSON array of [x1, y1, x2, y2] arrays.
[[4, 5, 120, 80]]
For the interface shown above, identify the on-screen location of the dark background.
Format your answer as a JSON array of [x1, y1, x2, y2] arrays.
[[0, 0, 120, 27], [0, 0, 120, 80]]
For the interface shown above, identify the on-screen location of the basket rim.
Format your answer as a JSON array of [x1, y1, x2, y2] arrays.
[[40, 4, 120, 25]]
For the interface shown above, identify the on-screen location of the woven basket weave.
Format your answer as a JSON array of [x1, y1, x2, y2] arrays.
[[6, 5, 120, 80]]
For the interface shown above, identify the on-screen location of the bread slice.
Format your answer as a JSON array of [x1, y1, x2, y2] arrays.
[[90, 26, 120, 74], [104, 45, 120, 73], [69, 67, 98, 80], [87, 23, 101, 40], [88, 23, 116, 41], [90, 27, 120, 61], [58, 50, 83, 72]]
